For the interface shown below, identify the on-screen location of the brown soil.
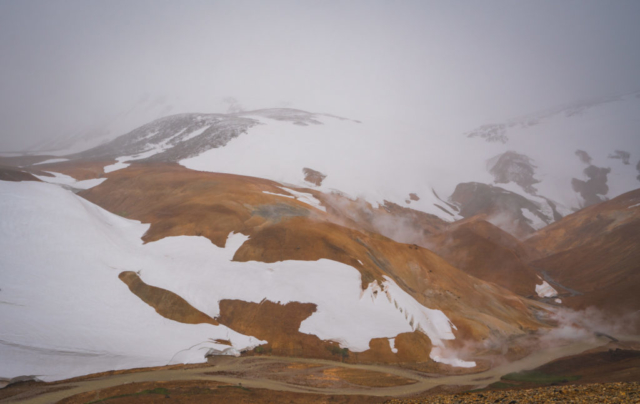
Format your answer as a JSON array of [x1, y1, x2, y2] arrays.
[[0, 165, 42, 182], [6, 339, 635, 404], [215, 298, 437, 364], [216, 299, 330, 359], [532, 221, 640, 315], [325, 368, 417, 387], [525, 189, 640, 318], [118, 271, 218, 326], [424, 218, 541, 297], [80, 162, 320, 248], [387, 382, 640, 403], [264, 366, 416, 389], [525, 188, 640, 257], [537, 348, 640, 384], [0, 154, 58, 167], [56, 380, 387, 404]]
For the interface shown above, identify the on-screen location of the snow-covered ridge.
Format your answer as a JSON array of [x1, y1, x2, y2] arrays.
[[466, 92, 638, 144], [25, 96, 640, 235], [465, 93, 640, 213]]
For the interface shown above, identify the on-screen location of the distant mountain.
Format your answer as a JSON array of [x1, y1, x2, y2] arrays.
[[36, 93, 639, 238], [2, 96, 639, 383]]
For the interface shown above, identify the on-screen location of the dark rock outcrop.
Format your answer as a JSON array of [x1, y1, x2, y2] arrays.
[[608, 150, 630, 165], [487, 151, 540, 194], [303, 167, 327, 186], [450, 182, 552, 238], [575, 149, 592, 165], [571, 165, 611, 207]]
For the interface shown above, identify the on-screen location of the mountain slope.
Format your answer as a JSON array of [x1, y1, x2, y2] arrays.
[[0, 166, 552, 381], [423, 218, 542, 298], [526, 189, 640, 317], [18, 93, 640, 239]]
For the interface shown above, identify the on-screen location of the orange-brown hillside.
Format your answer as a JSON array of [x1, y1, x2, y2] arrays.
[[423, 218, 541, 297], [526, 189, 640, 317], [79, 163, 550, 364]]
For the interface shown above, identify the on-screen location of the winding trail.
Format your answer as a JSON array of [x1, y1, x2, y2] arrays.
[[3, 336, 612, 404]]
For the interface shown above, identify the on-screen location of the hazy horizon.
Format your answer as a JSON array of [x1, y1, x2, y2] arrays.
[[1, 0, 639, 151]]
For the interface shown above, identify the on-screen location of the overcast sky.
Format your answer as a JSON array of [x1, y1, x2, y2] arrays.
[[1, 0, 639, 151]]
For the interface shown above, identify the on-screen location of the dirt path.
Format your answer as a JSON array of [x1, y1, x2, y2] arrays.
[[3, 337, 610, 404]]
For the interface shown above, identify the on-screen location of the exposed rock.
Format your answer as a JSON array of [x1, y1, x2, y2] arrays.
[[433, 204, 454, 216], [72, 113, 259, 162], [608, 150, 630, 165], [575, 149, 592, 165], [449, 182, 552, 238], [0, 165, 42, 182], [302, 167, 327, 186], [409, 193, 420, 201], [571, 165, 611, 207], [487, 151, 540, 194], [636, 159, 640, 181], [432, 189, 459, 212], [465, 123, 508, 143]]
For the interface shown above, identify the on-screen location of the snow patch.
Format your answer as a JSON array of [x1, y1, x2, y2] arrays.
[[104, 158, 130, 173], [33, 158, 69, 166], [34, 171, 106, 190], [262, 191, 294, 199], [103, 148, 164, 173], [521, 207, 547, 230], [388, 338, 397, 353], [536, 279, 558, 298], [280, 187, 326, 212], [181, 125, 211, 142]]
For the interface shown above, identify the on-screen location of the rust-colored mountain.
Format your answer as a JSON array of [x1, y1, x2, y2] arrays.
[[526, 189, 640, 316], [78, 163, 549, 364], [424, 218, 541, 297]]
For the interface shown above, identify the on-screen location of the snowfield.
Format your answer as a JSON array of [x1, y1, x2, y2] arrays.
[[182, 115, 495, 220], [0, 181, 263, 382], [0, 180, 472, 381], [181, 95, 640, 225]]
